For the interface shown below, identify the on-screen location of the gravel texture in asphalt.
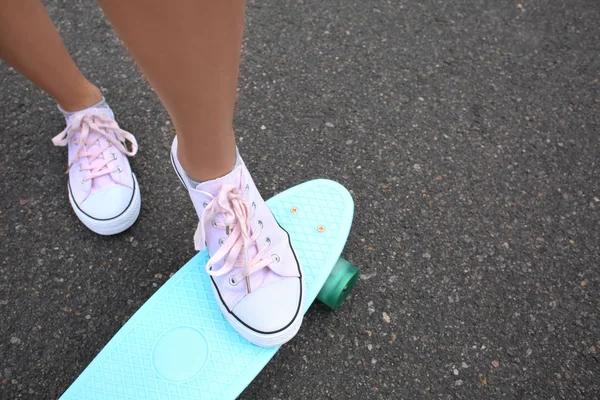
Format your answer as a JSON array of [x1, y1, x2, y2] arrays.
[[1, 0, 599, 398]]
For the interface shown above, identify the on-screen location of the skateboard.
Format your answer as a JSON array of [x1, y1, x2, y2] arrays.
[[60, 179, 358, 400]]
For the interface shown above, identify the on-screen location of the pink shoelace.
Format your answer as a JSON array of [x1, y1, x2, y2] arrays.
[[194, 184, 272, 293], [52, 113, 138, 181]]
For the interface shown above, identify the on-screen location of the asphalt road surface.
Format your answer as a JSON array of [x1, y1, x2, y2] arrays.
[[1, 0, 599, 399]]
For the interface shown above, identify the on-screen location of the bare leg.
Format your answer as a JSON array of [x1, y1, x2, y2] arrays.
[[0, 0, 102, 111], [98, 0, 244, 181], [98, 1, 304, 348]]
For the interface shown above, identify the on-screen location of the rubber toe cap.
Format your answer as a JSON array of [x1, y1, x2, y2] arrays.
[[232, 277, 302, 333], [79, 186, 134, 220]]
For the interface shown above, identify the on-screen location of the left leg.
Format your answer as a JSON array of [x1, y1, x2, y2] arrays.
[[0, 0, 141, 235]]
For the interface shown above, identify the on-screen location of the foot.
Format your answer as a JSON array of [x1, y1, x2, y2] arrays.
[[52, 102, 141, 235], [171, 137, 304, 347]]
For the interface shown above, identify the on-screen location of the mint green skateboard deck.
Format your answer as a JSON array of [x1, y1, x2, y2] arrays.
[[60, 179, 357, 400]]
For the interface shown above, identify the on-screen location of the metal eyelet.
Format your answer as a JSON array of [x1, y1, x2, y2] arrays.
[[78, 165, 83, 172], [218, 238, 225, 246], [265, 237, 271, 246], [245, 184, 250, 191], [80, 179, 85, 184], [202, 202, 208, 208], [212, 220, 218, 228], [258, 220, 263, 228], [229, 276, 239, 286], [117, 166, 123, 173], [252, 202, 256, 209], [112, 153, 117, 160], [272, 254, 280, 263]]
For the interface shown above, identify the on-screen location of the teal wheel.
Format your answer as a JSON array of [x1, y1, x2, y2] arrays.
[[317, 257, 360, 310]]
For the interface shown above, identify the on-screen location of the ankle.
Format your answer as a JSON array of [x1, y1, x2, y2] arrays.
[[177, 140, 237, 183], [56, 82, 103, 113]]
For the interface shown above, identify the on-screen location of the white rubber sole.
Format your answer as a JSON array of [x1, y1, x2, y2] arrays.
[[68, 173, 141, 236]]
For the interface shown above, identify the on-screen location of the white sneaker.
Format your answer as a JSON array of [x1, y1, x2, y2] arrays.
[[52, 106, 141, 235], [171, 137, 304, 347]]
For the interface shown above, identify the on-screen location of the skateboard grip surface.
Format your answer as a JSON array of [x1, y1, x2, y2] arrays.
[[60, 179, 354, 400]]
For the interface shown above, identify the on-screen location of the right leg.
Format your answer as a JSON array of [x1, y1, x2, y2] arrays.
[[98, 0, 241, 182], [0, 0, 102, 111], [98, 0, 304, 346]]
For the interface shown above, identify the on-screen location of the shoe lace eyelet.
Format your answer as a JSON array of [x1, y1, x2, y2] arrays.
[[229, 276, 238, 286], [272, 254, 280, 263], [80, 179, 85, 184], [117, 166, 123, 173], [112, 153, 117, 160], [212, 220, 218, 229], [265, 237, 271, 246], [245, 184, 250, 191], [258, 220, 263, 229], [218, 238, 225, 246], [202, 201, 208, 208], [252, 202, 256, 209]]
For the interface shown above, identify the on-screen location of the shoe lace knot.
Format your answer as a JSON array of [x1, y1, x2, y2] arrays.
[[52, 113, 138, 181], [195, 184, 272, 293]]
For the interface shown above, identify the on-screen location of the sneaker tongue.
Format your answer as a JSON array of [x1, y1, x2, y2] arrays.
[[88, 145, 115, 194], [76, 109, 119, 194], [66, 107, 114, 125], [196, 163, 244, 196], [197, 163, 260, 267]]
